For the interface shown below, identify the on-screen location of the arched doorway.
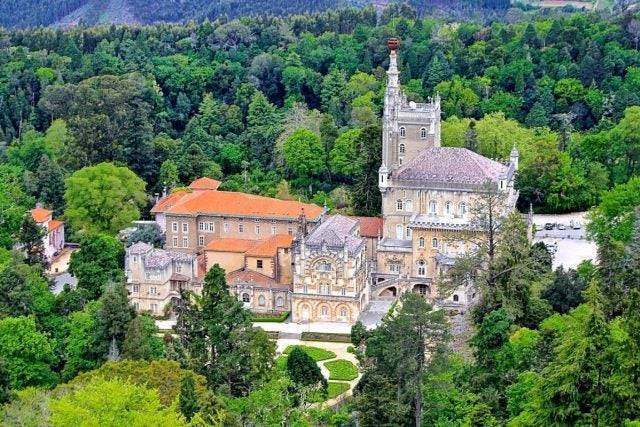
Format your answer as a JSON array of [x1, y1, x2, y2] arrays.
[[379, 286, 397, 298], [300, 304, 310, 321], [413, 284, 430, 296]]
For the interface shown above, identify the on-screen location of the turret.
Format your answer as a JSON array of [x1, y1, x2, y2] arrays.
[[510, 144, 519, 171], [378, 163, 389, 192]]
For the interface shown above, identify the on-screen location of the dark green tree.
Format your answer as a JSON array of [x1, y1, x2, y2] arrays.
[[94, 284, 135, 359], [122, 315, 163, 361], [17, 214, 45, 266], [68, 234, 124, 300], [178, 373, 200, 422], [351, 124, 381, 216], [541, 267, 586, 314], [35, 155, 65, 217], [0, 358, 11, 404], [286, 347, 326, 391]]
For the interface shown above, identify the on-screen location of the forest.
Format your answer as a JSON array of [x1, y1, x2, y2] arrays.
[[0, 3, 640, 425]]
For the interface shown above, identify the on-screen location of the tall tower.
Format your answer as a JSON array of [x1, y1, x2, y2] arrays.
[[379, 38, 401, 194]]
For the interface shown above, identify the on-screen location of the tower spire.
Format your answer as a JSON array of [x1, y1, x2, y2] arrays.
[[387, 38, 400, 89]]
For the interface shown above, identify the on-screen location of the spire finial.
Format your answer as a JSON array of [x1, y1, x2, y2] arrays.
[[387, 38, 400, 88]]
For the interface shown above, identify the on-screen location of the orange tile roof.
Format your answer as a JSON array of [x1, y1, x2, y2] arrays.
[[48, 219, 64, 232], [156, 189, 324, 221], [31, 207, 52, 223], [226, 269, 290, 289], [205, 238, 257, 253], [189, 177, 221, 191], [205, 234, 293, 258], [150, 190, 190, 214], [354, 216, 383, 238]]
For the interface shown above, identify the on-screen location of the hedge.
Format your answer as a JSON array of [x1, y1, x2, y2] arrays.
[[325, 359, 359, 381], [301, 331, 351, 343], [252, 311, 290, 322], [283, 345, 336, 361]]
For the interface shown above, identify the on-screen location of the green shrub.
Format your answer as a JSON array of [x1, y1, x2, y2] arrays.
[[252, 311, 290, 322], [324, 359, 358, 381], [283, 345, 336, 361], [301, 331, 351, 343], [327, 382, 350, 399], [347, 346, 355, 353], [275, 355, 288, 371]]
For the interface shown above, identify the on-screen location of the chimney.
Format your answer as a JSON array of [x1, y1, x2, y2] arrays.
[[36, 202, 43, 209], [162, 186, 168, 198]]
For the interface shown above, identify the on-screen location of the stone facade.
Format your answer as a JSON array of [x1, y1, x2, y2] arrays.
[[373, 39, 519, 306], [125, 242, 201, 315], [291, 215, 368, 323]]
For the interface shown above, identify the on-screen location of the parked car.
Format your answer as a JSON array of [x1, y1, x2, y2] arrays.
[[557, 223, 567, 230], [572, 222, 581, 230], [544, 223, 555, 230]]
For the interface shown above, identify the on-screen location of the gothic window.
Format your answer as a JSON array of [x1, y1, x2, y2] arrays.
[[399, 143, 405, 154], [453, 294, 459, 302], [399, 127, 406, 138], [258, 295, 266, 306], [242, 293, 250, 303], [340, 307, 348, 319], [303, 284, 308, 293], [417, 260, 426, 276], [276, 296, 284, 307], [419, 237, 425, 248], [429, 201, 437, 214], [321, 306, 329, 317], [390, 263, 401, 273], [396, 199, 403, 211], [317, 261, 332, 272], [420, 127, 427, 139], [432, 238, 438, 249], [459, 202, 467, 216], [320, 284, 330, 295], [133, 301, 139, 311], [341, 287, 346, 296], [405, 200, 413, 212], [445, 201, 452, 215]]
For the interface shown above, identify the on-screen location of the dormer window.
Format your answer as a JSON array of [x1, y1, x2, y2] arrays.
[[420, 127, 427, 139], [399, 127, 406, 138], [399, 143, 405, 154]]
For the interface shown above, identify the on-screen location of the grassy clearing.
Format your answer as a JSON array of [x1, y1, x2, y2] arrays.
[[327, 382, 350, 399], [283, 345, 336, 361], [275, 355, 288, 371], [325, 359, 359, 381]]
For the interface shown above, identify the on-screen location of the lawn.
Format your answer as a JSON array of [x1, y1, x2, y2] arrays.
[[324, 359, 359, 381], [283, 345, 336, 361], [327, 382, 350, 399]]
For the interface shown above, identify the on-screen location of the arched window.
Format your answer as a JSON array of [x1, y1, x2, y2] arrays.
[[432, 238, 438, 249], [399, 143, 405, 154], [419, 237, 425, 248], [417, 260, 426, 276], [459, 202, 467, 216], [396, 199, 403, 211], [453, 294, 459, 302], [242, 293, 250, 303], [405, 200, 413, 212], [396, 224, 404, 240], [258, 295, 266, 306], [399, 127, 406, 138], [445, 201, 452, 215], [429, 201, 437, 214], [420, 127, 427, 138], [133, 302, 139, 311], [317, 261, 332, 272], [321, 306, 329, 317], [340, 307, 348, 319], [276, 296, 284, 307], [303, 284, 308, 294], [320, 284, 330, 295]]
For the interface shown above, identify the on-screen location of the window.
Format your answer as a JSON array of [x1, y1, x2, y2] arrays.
[[321, 306, 329, 316], [396, 199, 403, 211], [399, 143, 405, 154], [405, 200, 413, 212], [242, 293, 250, 303], [258, 295, 266, 306], [182, 237, 188, 247], [406, 227, 412, 239], [198, 235, 204, 246], [432, 238, 438, 249], [132, 284, 139, 293], [390, 263, 401, 273], [417, 260, 426, 276], [459, 202, 467, 216], [255, 224, 260, 235], [341, 287, 346, 296], [257, 259, 263, 269], [396, 224, 404, 240], [340, 307, 348, 318], [172, 237, 178, 247], [150, 286, 157, 295], [198, 222, 204, 231], [420, 127, 427, 138], [419, 237, 425, 248], [276, 296, 284, 307], [445, 201, 452, 215], [399, 126, 406, 137], [271, 225, 277, 235], [172, 222, 178, 232], [320, 284, 330, 295], [133, 302, 139, 310], [453, 294, 459, 302], [182, 223, 188, 233], [288, 227, 293, 235], [238, 224, 244, 233], [151, 303, 158, 313], [429, 201, 437, 214], [303, 284, 308, 294], [209, 222, 214, 232], [317, 261, 332, 272], [176, 264, 182, 273], [224, 222, 229, 233]]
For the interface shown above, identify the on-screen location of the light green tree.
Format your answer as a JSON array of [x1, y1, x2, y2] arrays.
[[282, 129, 326, 179]]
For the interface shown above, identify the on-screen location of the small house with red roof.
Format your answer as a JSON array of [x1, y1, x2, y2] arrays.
[[30, 204, 65, 263]]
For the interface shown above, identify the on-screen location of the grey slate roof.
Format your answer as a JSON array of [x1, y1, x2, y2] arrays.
[[395, 147, 509, 185], [143, 249, 194, 269], [305, 215, 365, 254], [127, 241, 153, 255]]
